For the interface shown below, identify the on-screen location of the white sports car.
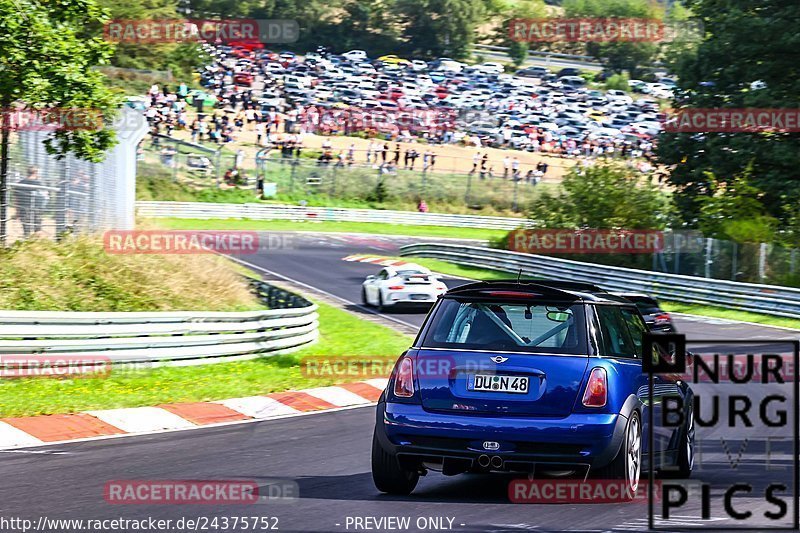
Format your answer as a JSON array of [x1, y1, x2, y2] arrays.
[[361, 264, 448, 310]]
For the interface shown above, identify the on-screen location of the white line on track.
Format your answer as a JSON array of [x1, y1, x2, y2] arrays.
[[0, 450, 71, 455], [227, 255, 421, 331]]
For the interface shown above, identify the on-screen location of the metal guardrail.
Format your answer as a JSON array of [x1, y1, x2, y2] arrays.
[[137, 201, 531, 230], [0, 280, 319, 368], [474, 44, 599, 64], [400, 243, 800, 319]]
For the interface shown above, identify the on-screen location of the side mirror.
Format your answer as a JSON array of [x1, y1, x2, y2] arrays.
[[366, 275, 376, 281]]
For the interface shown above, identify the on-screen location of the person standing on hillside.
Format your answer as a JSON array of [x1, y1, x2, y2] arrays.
[[471, 151, 480, 174]]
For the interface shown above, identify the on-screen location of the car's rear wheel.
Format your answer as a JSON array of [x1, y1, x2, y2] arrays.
[[377, 292, 385, 312], [371, 432, 419, 495], [595, 411, 641, 496], [663, 406, 694, 479]]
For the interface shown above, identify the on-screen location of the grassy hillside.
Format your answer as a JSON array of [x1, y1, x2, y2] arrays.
[[0, 236, 261, 311]]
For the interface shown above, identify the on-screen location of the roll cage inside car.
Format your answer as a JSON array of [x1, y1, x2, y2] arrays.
[[444, 302, 574, 348]]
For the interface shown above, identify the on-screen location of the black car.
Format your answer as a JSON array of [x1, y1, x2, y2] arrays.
[[516, 66, 549, 78], [557, 67, 581, 78], [616, 293, 676, 333]]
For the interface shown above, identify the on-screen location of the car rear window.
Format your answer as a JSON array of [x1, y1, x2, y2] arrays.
[[396, 269, 428, 277], [420, 298, 587, 354], [623, 295, 661, 315], [634, 302, 661, 315]]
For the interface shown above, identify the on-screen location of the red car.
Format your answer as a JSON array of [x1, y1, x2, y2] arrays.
[[229, 47, 252, 59], [229, 41, 264, 51], [233, 73, 254, 86], [383, 88, 404, 101]]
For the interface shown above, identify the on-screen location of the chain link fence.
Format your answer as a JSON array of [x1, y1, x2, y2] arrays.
[[656, 238, 800, 285], [1, 108, 148, 245]]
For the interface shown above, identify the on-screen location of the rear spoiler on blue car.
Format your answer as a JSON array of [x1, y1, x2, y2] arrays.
[[445, 280, 608, 301]]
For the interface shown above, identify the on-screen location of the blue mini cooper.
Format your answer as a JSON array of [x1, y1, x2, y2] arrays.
[[372, 280, 695, 495]]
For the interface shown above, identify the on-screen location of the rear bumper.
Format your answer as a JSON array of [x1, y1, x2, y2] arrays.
[[383, 291, 440, 306], [376, 401, 627, 470]]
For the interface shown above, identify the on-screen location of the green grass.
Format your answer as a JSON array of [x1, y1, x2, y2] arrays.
[[398, 257, 511, 280], [660, 302, 800, 330], [137, 166, 258, 204], [136, 163, 543, 217], [260, 158, 553, 214], [149, 217, 512, 241], [0, 301, 412, 417]]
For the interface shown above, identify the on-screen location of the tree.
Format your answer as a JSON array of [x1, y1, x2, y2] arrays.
[[395, 0, 485, 59], [527, 163, 673, 230], [562, 0, 663, 76], [519, 163, 674, 268], [0, 0, 121, 243], [489, 0, 546, 67], [99, 0, 209, 86], [657, 0, 800, 227], [697, 171, 778, 243], [508, 41, 529, 67]]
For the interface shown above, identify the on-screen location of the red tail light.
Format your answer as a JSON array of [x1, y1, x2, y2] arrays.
[[654, 313, 671, 325], [582, 367, 607, 407], [388, 285, 405, 290], [393, 357, 414, 398]]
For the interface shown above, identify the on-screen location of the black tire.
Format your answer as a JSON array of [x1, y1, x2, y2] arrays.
[[377, 292, 385, 312], [371, 432, 419, 495], [361, 287, 369, 306], [594, 411, 642, 497], [662, 405, 694, 479]]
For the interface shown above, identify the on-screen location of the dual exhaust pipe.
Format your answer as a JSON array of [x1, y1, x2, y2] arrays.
[[477, 454, 504, 469]]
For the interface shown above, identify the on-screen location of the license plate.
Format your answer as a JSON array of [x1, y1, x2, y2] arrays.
[[409, 294, 430, 300], [468, 374, 529, 394]]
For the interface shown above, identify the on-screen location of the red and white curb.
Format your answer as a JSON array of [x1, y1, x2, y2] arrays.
[[0, 379, 387, 449], [342, 254, 410, 267]]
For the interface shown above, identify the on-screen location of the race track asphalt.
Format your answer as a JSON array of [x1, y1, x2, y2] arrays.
[[1, 232, 797, 532]]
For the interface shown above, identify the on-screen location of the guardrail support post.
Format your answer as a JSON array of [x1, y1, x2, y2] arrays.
[[464, 171, 472, 205], [172, 139, 179, 182]]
